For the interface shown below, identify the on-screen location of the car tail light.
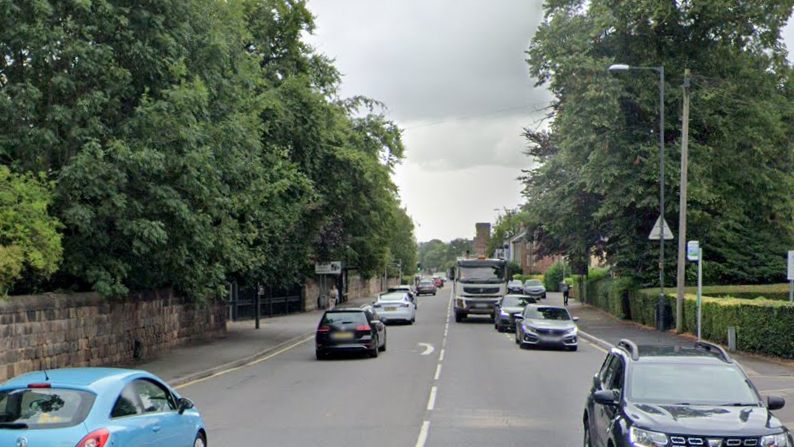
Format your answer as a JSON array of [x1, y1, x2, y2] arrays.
[[75, 428, 110, 447], [356, 325, 371, 331], [28, 383, 51, 388], [317, 326, 330, 332]]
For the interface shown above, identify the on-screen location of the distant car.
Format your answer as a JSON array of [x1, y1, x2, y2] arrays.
[[374, 291, 416, 324], [316, 308, 386, 359], [433, 277, 443, 288], [514, 304, 579, 351], [0, 368, 206, 447], [522, 279, 547, 299], [416, 280, 437, 296], [388, 285, 417, 307], [493, 294, 537, 333], [507, 280, 524, 294]]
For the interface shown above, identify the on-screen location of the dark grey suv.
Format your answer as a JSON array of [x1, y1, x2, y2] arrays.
[[584, 339, 790, 447]]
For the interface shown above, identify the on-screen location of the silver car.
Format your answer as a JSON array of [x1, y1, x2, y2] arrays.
[[522, 279, 547, 299], [373, 292, 416, 324], [514, 304, 579, 351]]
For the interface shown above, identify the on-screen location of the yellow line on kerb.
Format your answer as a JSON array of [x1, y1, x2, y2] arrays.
[[174, 336, 314, 390]]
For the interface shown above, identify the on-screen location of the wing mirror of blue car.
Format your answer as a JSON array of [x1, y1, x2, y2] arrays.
[[177, 397, 195, 414], [513, 314, 524, 321], [593, 390, 620, 406], [573, 317, 580, 322], [768, 396, 786, 411]]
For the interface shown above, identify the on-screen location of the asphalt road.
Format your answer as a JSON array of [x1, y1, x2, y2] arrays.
[[178, 286, 609, 447]]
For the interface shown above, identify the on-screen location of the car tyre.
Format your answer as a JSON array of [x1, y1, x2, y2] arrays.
[[455, 312, 463, 323], [194, 432, 207, 447], [515, 329, 520, 344], [379, 334, 387, 352], [316, 350, 327, 361], [568, 345, 578, 352]]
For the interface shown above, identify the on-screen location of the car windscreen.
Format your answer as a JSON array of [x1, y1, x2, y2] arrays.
[[419, 281, 434, 286], [0, 388, 96, 429], [321, 312, 367, 325], [458, 265, 504, 283], [378, 294, 406, 302], [628, 364, 759, 406], [525, 307, 571, 320], [508, 281, 523, 287], [502, 296, 535, 307], [525, 280, 543, 287]]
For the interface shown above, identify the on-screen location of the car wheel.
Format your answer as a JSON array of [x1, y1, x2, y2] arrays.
[[568, 345, 578, 352], [316, 350, 326, 361], [515, 329, 520, 344], [194, 432, 207, 447], [583, 420, 592, 447], [455, 312, 463, 323], [379, 334, 387, 352], [433, 292, 436, 296]]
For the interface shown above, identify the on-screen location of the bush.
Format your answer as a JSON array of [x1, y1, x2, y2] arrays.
[[683, 284, 792, 301], [543, 261, 564, 292], [583, 276, 637, 319]]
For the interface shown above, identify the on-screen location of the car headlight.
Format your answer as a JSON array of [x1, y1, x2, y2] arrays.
[[630, 427, 668, 447], [499, 310, 510, 317], [523, 325, 537, 334], [565, 327, 578, 335], [761, 433, 790, 447]]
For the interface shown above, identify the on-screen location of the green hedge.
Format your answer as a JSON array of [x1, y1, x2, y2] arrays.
[[629, 290, 794, 358], [543, 261, 564, 291], [683, 284, 792, 301], [513, 274, 543, 282], [583, 276, 637, 320]]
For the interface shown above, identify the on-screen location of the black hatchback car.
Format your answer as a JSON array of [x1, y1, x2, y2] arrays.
[[315, 308, 386, 360], [584, 339, 790, 447]]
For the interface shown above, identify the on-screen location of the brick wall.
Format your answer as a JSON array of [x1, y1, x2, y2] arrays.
[[474, 223, 491, 257], [303, 274, 399, 309], [0, 290, 225, 382]]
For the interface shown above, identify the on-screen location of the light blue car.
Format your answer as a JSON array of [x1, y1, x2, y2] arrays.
[[0, 368, 206, 447]]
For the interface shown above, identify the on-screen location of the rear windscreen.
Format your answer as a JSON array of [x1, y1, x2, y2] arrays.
[[322, 312, 367, 325], [0, 388, 96, 429]]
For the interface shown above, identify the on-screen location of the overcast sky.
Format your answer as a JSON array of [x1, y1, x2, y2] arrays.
[[307, 1, 794, 243]]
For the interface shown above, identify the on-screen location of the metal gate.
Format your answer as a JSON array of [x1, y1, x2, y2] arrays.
[[228, 283, 304, 322]]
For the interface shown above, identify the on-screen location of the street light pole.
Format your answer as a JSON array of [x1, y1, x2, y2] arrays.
[[675, 69, 691, 333], [609, 63, 667, 331]]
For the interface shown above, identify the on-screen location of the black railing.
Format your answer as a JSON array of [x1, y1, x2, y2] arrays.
[[228, 283, 303, 321]]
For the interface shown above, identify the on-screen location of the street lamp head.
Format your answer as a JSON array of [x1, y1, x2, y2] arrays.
[[608, 64, 630, 73]]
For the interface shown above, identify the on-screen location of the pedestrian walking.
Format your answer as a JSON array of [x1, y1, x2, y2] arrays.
[[561, 280, 570, 306], [328, 284, 339, 310]]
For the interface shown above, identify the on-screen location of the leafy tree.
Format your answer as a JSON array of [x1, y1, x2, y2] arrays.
[[0, 166, 62, 294], [487, 210, 530, 257], [523, 0, 794, 285]]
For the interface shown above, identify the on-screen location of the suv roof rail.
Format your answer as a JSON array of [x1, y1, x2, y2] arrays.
[[616, 339, 640, 360], [694, 341, 732, 363]]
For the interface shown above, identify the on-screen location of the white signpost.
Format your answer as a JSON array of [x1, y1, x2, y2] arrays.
[[788, 251, 794, 303], [315, 261, 342, 275], [688, 241, 703, 340]]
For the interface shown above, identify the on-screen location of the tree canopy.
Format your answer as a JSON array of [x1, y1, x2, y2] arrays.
[[0, 0, 415, 298], [523, 0, 794, 285]]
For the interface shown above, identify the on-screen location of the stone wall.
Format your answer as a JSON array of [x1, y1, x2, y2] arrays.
[[0, 290, 226, 382], [302, 274, 399, 309]]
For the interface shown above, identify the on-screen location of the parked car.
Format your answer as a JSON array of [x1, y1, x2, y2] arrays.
[[316, 308, 386, 359], [583, 339, 790, 447], [374, 291, 416, 324], [507, 280, 524, 294], [522, 279, 547, 299], [416, 280, 437, 296], [388, 285, 417, 307], [0, 368, 206, 447], [493, 294, 537, 333], [514, 304, 578, 351]]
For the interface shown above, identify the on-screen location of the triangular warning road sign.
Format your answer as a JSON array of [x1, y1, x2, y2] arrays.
[[649, 216, 674, 240]]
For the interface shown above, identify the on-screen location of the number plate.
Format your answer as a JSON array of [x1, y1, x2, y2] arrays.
[[331, 332, 354, 340], [386, 308, 397, 312], [475, 303, 490, 308]]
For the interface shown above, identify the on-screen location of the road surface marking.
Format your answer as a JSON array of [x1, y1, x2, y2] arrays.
[[415, 421, 430, 447], [434, 364, 442, 380], [419, 343, 435, 356], [584, 340, 609, 354], [427, 386, 437, 410], [439, 349, 445, 362], [174, 336, 313, 390]]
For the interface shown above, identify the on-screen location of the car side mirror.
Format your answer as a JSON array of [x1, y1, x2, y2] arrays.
[[513, 314, 524, 321], [768, 396, 786, 411], [371, 320, 382, 326], [592, 375, 600, 389], [593, 390, 619, 406], [177, 397, 194, 414], [573, 317, 580, 322]]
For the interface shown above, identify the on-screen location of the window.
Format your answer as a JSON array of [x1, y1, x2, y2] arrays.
[[135, 380, 176, 414], [111, 385, 142, 418], [321, 311, 367, 325], [598, 354, 614, 385], [600, 355, 623, 389], [0, 388, 95, 429], [628, 364, 759, 406], [609, 359, 625, 392]]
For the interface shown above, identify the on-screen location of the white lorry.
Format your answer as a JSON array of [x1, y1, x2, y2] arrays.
[[452, 258, 508, 323]]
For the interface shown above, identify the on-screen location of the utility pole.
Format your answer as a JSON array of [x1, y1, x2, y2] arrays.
[[676, 69, 691, 333]]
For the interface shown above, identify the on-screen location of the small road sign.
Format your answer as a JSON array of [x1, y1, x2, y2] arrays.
[[649, 216, 674, 240], [687, 241, 699, 262]]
